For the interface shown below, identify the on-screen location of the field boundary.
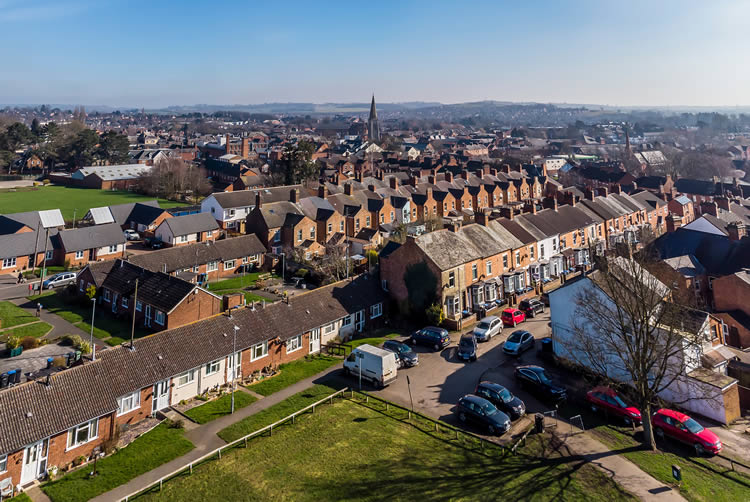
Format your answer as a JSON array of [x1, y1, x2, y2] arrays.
[[119, 387, 348, 501]]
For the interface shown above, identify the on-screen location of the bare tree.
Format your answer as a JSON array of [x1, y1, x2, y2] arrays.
[[554, 254, 713, 451], [136, 157, 211, 202]]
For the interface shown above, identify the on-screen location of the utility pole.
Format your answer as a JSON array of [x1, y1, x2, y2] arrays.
[[30, 220, 41, 279], [231, 325, 239, 414], [37, 227, 50, 295], [130, 279, 138, 349], [90, 298, 97, 360]]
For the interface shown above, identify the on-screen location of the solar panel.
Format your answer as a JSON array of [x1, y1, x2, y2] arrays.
[[38, 209, 65, 228]]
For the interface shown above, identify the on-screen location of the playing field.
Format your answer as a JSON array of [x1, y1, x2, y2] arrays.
[[0, 186, 188, 220], [136, 398, 634, 501]]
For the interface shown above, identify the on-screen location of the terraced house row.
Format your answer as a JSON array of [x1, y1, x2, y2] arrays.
[[0, 276, 386, 488]]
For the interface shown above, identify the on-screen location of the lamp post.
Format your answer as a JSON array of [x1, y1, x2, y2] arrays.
[[231, 325, 239, 414], [280, 252, 285, 284], [90, 297, 96, 361]]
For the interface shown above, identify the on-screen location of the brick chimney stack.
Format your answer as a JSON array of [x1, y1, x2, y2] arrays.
[[700, 201, 718, 217], [542, 196, 558, 211], [255, 192, 262, 209], [318, 185, 327, 199], [389, 177, 398, 189], [727, 222, 746, 241], [715, 197, 730, 211], [597, 187, 609, 197], [445, 171, 453, 183], [524, 201, 538, 214], [410, 176, 419, 187], [475, 209, 491, 226], [490, 168, 498, 177], [666, 213, 683, 233], [289, 189, 299, 203], [344, 183, 353, 196], [368, 184, 376, 192], [501, 164, 511, 174], [460, 171, 469, 180], [584, 187, 595, 201], [428, 175, 436, 185], [611, 184, 622, 194], [241, 138, 250, 159], [500, 206, 515, 220]]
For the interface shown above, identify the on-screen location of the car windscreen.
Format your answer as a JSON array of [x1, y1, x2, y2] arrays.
[[684, 418, 704, 434], [507, 332, 522, 343], [613, 395, 627, 408], [477, 322, 490, 330], [459, 338, 474, 348], [498, 388, 513, 403], [536, 370, 552, 384], [397, 344, 410, 353], [479, 400, 497, 415]]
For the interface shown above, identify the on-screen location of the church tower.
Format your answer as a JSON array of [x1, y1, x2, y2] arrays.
[[367, 94, 381, 143]]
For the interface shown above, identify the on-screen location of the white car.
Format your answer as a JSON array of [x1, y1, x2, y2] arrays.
[[123, 229, 140, 241], [474, 315, 502, 342]]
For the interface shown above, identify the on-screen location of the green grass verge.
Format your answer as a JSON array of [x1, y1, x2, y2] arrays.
[[207, 272, 276, 291], [218, 384, 343, 443], [248, 355, 340, 396], [141, 398, 634, 502], [0, 185, 188, 221], [0, 321, 52, 341], [591, 423, 750, 502], [347, 331, 401, 350], [42, 423, 194, 502], [212, 289, 272, 304], [23, 265, 67, 278], [5, 493, 33, 502], [0, 301, 38, 328], [183, 392, 258, 424]]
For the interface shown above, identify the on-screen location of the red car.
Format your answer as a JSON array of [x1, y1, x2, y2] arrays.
[[501, 308, 525, 327], [585, 387, 641, 425], [652, 408, 722, 456]]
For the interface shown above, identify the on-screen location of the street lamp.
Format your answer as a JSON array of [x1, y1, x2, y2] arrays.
[[90, 297, 96, 361], [280, 252, 286, 284], [231, 325, 239, 414]]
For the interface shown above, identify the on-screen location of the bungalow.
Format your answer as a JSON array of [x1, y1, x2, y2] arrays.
[[154, 213, 220, 247], [69, 164, 152, 190], [54, 223, 126, 268], [0, 275, 385, 489]]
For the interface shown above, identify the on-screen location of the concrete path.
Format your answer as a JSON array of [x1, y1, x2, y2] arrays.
[[24, 484, 52, 502], [91, 363, 344, 502], [558, 420, 687, 501]]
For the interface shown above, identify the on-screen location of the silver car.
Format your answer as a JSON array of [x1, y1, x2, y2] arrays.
[[474, 316, 502, 342], [42, 272, 77, 289]]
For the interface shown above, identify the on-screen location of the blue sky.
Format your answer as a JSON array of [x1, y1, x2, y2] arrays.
[[1, 0, 747, 108]]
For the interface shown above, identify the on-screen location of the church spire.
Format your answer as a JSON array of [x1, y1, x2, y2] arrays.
[[367, 94, 381, 142], [369, 94, 378, 121]]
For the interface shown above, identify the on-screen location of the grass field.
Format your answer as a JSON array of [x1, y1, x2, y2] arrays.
[[0, 185, 188, 221], [247, 355, 340, 396], [43, 423, 194, 502], [0, 301, 37, 328], [138, 398, 634, 502], [0, 321, 52, 341], [183, 392, 257, 424]]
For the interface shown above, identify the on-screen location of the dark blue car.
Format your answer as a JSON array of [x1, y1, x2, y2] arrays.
[[455, 394, 511, 435], [411, 326, 450, 351], [475, 381, 526, 419], [457, 333, 477, 362], [514, 365, 567, 403]]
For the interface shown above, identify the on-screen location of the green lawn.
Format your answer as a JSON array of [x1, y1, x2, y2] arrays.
[[139, 398, 634, 502], [347, 330, 401, 350], [42, 423, 194, 502], [183, 392, 258, 424], [591, 421, 750, 502], [0, 301, 37, 328], [23, 265, 67, 279], [29, 292, 149, 343], [247, 355, 340, 396], [0, 321, 52, 342], [212, 290, 272, 304], [218, 384, 343, 443], [206, 272, 277, 291], [0, 185, 188, 221], [5, 494, 32, 502]]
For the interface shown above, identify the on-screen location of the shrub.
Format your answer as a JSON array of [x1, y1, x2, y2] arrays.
[[425, 302, 445, 326], [366, 249, 379, 265], [62, 334, 83, 347], [101, 426, 120, 455], [6, 335, 22, 349], [21, 336, 40, 350], [85, 284, 97, 300], [164, 418, 184, 430], [42, 178, 50, 185], [73, 455, 87, 466], [77, 340, 92, 355], [295, 268, 308, 278], [52, 356, 66, 368]]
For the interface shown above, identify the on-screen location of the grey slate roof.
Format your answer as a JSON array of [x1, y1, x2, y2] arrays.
[[57, 223, 125, 253], [211, 185, 304, 209], [0, 230, 56, 260], [259, 201, 304, 229], [161, 212, 219, 237], [102, 260, 198, 313]]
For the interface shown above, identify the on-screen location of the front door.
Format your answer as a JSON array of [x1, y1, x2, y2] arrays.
[[21, 439, 48, 485], [112, 293, 118, 313], [354, 310, 365, 332], [145, 305, 152, 327], [152, 379, 170, 413], [309, 328, 320, 354]]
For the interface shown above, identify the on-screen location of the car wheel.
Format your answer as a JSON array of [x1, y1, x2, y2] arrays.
[[488, 424, 496, 435], [694, 443, 704, 456], [344, 367, 351, 377], [590, 404, 598, 414], [623, 416, 632, 426], [410, 338, 417, 345], [654, 427, 664, 440], [471, 355, 477, 362], [434, 343, 440, 351], [512, 320, 517, 327], [459, 412, 467, 423]]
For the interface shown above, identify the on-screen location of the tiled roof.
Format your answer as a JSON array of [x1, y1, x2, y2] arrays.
[[161, 213, 219, 237], [57, 223, 125, 253], [102, 260, 197, 313], [128, 235, 264, 273]]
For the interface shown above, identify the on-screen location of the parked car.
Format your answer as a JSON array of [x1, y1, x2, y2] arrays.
[[144, 237, 164, 249], [514, 365, 567, 402], [586, 386, 641, 425], [539, 292, 550, 306], [475, 381, 526, 419], [457, 333, 478, 362], [411, 326, 450, 351], [383, 340, 419, 368], [518, 299, 545, 318], [455, 394, 511, 435], [42, 272, 77, 290], [343, 344, 398, 389], [503, 330, 535, 356], [474, 315, 502, 342], [123, 229, 140, 241], [652, 408, 722, 456], [501, 308, 526, 327]]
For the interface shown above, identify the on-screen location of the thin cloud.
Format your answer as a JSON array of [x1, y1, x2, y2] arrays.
[[0, 1, 86, 22]]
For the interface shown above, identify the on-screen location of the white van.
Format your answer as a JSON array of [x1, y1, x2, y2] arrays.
[[343, 344, 398, 388]]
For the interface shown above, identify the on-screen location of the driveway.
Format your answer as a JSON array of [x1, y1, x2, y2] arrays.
[[338, 311, 557, 444]]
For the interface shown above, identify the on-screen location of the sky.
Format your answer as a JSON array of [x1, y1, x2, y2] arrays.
[[1, 0, 748, 108]]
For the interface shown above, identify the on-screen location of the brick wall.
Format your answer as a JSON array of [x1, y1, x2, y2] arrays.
[[47, 413, 115, 470], [165, 290, 223, 330], [114, 387, 153, 429], [723, 384, 741, 423], [712, 274, 750, 316], [241, 331, 311, 377]]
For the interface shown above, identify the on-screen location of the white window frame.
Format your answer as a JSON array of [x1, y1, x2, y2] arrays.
[[342, 315, 353, 327], [2, 257, 16, 269], [448, 271, 455, 288], [486, 260, 492, 275], [46, 250, 53, 260], [206, 230, 213, 238], [381, 279, 388, 291], [0, 453, 7, 473], [75, 250, 85, 259], [286, 334, 302, 353], [205, 359, 220, 376], [206, 261, 218, 272], [176, 369, 196, 388], [323, 322, 336, 335], [370, 303, 383, 318], [117, 391, 141, 416], [103, 289, 110, 302], [472, 264, 478, 281], [108, 245, 118, 253], [179, 235, 188, 243], [251, 340, 268, 361], [136, 300, 142, 312], [297, 229, 303, 242], [154, 310, 165, 326], [67, 418, 99, 450], [122, 296, 128, 308], [224, 260, 235, 270]]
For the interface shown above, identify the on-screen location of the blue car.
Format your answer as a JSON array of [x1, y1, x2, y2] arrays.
[[503, 330, 535, 356], [456, 394, 511, 435], [457, 333, 478, 362], [411, 326, 450, 351]]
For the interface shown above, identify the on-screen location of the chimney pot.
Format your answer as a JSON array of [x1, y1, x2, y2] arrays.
[[344, 183, 353, 196], [445, 171, 453, 182], [289, 188, 298, 203], [318, 185, 327, 199], [389, 177, 398, 189], [255, 192, 262, 208]]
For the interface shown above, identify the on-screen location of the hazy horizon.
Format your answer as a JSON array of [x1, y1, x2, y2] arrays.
[[1, 0, 748, 109]]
